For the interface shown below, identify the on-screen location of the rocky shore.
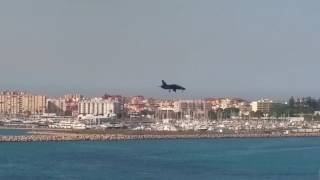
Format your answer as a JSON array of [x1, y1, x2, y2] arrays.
[[1, 132, 320, 142]]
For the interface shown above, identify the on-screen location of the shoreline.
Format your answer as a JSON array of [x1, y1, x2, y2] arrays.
[[0, 131, 320, 142], [0, 127, 320, 142]]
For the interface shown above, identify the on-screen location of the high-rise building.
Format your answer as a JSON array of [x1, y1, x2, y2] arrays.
[[78, 98, 121, 117], [46, 94, 82, 116], [47, 98, 66, 116], [250, 99, 273, 114], [22, 94, 46, 115], [173, 100, 211, 113], [0, 91, 46, 116]]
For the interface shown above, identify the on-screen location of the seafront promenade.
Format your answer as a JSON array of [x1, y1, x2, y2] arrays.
[[1, 130, 320, 142]]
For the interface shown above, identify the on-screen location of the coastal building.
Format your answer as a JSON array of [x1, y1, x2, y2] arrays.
[[173, 100, 211, 113], [250, 99, 274, 114], [124, 96, 156, 114], [0, 91, 46, 116], [47, 94, 82, 116], [238, 101, 251, 116], [22, 94, 46, 115], [0, 91, 22, 115], [64, 94, 82, 116], [206, 97, 248, 110], [78, 98, 121, 117], [47, 98, 66, 116]]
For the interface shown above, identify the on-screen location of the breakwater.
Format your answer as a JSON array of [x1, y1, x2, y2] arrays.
[[1, 132, 320, 142]]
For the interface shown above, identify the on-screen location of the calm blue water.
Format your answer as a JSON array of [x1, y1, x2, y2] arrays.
[[0, 137, 319, 180], [0, 129, 29, 135]]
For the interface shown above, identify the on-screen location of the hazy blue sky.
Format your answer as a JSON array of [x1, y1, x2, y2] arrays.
[[0, 0, 319, 99]]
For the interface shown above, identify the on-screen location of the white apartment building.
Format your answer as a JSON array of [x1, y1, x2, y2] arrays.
[[0, 91, 46, 116], [47, 98, 66, 116], [173, 100, 211, 113], [250, 99, 274, 113], [78, 98, 121, 117]]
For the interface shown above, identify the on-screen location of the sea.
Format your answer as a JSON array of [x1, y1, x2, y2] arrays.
[[0, 129, 319, 180], [0, 128, 29, 136]]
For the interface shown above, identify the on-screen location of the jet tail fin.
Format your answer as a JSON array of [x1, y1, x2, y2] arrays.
[[162, 80, 167, 86]]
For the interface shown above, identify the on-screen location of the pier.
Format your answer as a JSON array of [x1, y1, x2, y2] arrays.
[[1, 131, 320, 142]]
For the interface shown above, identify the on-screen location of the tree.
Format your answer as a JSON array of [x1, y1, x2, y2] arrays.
[[317, 98, 320, 110], [208, 110, 217, 120], [249, 111, 264, 118], [223, 108, 240, 118], [288, 96, 295, 108], [270, 103, 290, 118]]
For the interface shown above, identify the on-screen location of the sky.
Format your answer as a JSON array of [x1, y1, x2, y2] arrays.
[[0, 0, 320, 100]]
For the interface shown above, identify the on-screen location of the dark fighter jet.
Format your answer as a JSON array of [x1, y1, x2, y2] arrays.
[[160, 80, 186, 92]]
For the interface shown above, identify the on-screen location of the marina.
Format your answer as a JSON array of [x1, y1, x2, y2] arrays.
[[1, 0, 319, 179]]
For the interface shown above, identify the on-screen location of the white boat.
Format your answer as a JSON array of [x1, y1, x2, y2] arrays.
[[72, 123, 86, 130]]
